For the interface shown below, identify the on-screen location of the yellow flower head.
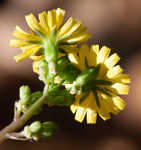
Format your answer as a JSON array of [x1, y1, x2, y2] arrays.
[[10, 8, 90, 63], [68, 44, 130, 124]]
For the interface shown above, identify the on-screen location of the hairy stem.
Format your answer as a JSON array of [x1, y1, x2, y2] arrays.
[[0, 86, 49, 144]]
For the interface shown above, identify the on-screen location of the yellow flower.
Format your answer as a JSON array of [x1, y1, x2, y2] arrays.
[[10, 8, 90, 63], [68, 44, 130, 124]]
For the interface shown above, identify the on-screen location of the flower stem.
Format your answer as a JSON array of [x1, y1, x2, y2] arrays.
[[0, 85, 49, 144]]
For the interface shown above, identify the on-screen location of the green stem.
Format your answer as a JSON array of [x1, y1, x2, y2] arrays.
[[0, 85, 49, 144]]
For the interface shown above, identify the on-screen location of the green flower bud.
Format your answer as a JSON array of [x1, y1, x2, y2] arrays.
[[19, 91, 42, 115], [19, 85, 31, 104], [29, 121, 42, 133], [39, 122, 57, 138], [23, 126, 32, 139], [21, 121, 58, 141]]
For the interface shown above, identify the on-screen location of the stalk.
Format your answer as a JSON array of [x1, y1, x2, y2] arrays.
[[0, 85, 49, 144]]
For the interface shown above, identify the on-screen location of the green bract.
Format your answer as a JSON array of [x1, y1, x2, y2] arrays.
[[47, 84, 74, 107]]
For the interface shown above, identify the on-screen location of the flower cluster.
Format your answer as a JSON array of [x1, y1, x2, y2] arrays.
[[11, 8, 130, 125], [68, 45, 130, 123]]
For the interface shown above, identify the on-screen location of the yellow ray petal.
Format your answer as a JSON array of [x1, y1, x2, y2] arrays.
[[107, 65, 123, 78], [30, 55, 45, 61], [70, 104, 78, 114], [97, 46, 111, 64], [72, 24, 87, 36], [14, 45, 41, 62], [60, 45, 78, 53], [38, 11, 49, 33], [101, 94, 120, 115], [68, 52, 79, 65], [112, 74, 130, 84], [79, 44, 89, 68], [112, 83, 129, 95], [97, 98, 111, 121], [57, 17, 75, 37], [75, 107, 87, 123], [10, 40, 31, 48], [87, 45, 98, 66], [112, 96, 126, 110], [47, 9, 56, 29], [13, 26, 41, 41], [65, 33, 90, 44], [68, 52, 85, 71], [56, 8, 65, 29], [32, 60, 40, 73], [25, 13, 46, 34], [70, 95, 80, 113], [105, 53, 120, 68], [91, 45, 99, 55], [62, 21, 82, 38], [86, 109, 97, 124]]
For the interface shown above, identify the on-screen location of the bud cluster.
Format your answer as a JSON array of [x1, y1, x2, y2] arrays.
[[20, 121, 57, 141]]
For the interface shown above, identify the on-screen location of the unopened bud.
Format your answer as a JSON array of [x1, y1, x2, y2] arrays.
[[19, 85, 31, 104]]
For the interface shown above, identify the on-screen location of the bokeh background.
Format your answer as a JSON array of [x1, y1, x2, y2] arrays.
[[0, 0, 141, 149]]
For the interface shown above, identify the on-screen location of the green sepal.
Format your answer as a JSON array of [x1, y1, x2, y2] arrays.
[[19, 85, 31, 104], [95, 87, 112, 97], [93, 89, 100, 107], [79, 92, 90, 104], [75, 65, 100, 88], [57, 56, 80, 83], [93, 80, 113, 85]]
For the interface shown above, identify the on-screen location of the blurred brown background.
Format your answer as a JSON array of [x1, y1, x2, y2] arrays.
[[0, 0, 141, 149]]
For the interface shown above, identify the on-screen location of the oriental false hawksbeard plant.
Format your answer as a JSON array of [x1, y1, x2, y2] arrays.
[[0, 8, 130, 143]]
